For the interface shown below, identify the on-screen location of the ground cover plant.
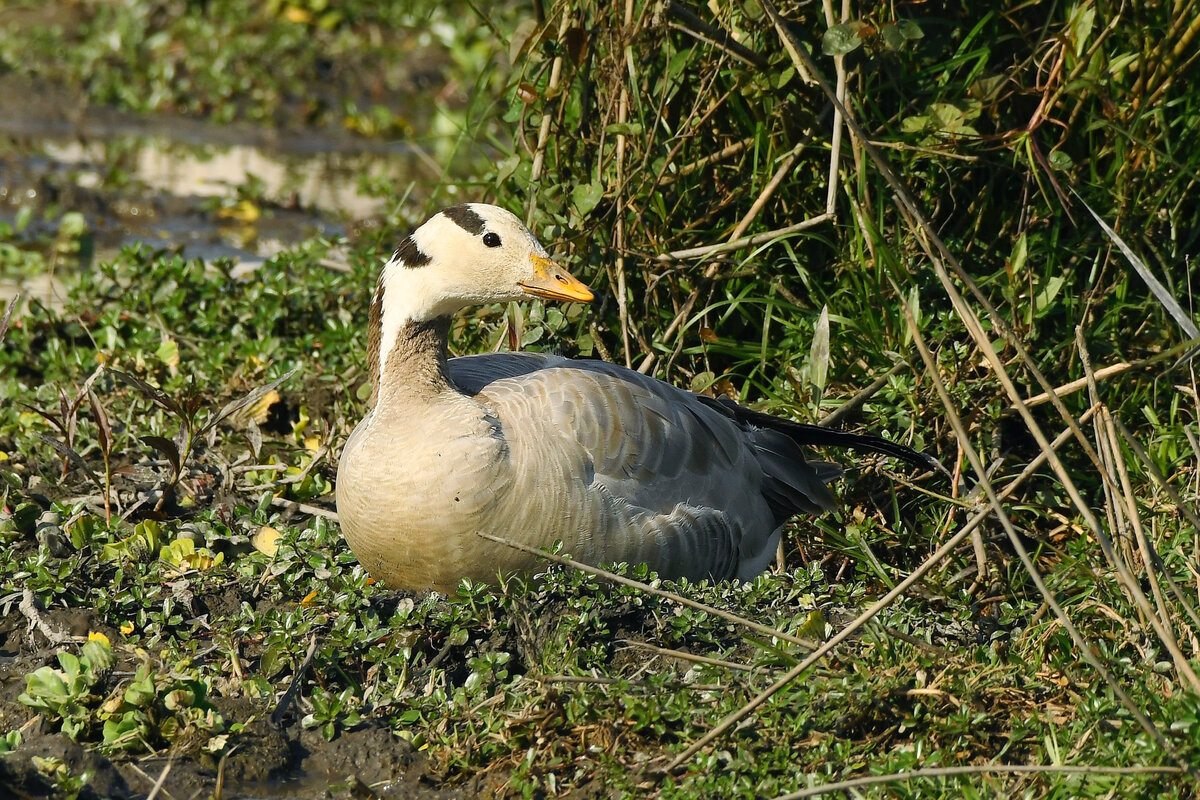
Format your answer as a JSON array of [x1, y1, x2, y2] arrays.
[[2, 0, 1199, 797]]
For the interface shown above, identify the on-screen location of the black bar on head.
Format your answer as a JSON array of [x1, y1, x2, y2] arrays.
[[443, 204, 486, 235]]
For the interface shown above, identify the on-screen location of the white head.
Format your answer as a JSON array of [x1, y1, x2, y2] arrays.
[[372, 203, 593, 374]]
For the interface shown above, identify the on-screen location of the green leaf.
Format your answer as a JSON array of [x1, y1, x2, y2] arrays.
[[81, 637, 115, 673], [1048, 149, 1075, 169], [689, 371, 716, 394], [570, 181, 605, 216], [496, 154, 521, 183], [0, 729, 21, 753], [1010, 232, 1028, 274], [809, 306, 830, 395], [102, 711, 146, 750], [124, 667, 157, 709], [57, 212, 89, 240], [1035, 275, 1066, 316], [822, 23, 864, 56], [1067, 3, 1095, 56], [882, 25, 906, 51], [897, 19, 923, 40]]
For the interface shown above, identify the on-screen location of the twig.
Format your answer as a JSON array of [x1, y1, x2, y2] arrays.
[[621, 640, 754, 672], [665, 2, 769, 69], [268, 496, 338, 521], [539, 673, 724, 691], [1111, 415, 1200, 633], [1101, 407, 1200, 690], [145, 759, 173, 800], [821, 0, 846, 215], [772, 763, 1183, 799], [818, 362, 906, 428], [759, 2, 1194, 774], [661, 137, 753, 185], [214, 744, 239, 800], [668, 401, 1098, 767], [655, 214, 833, 262], [476, 532, 817, 650], [864, 139, 980, 161], [729, 142, 810, 244], [614, 0, 636, 367], [271, 631, 320, 726], [1015, 361, 1133, 409], [0, 293, 17, 343], [895, 294, 1194, 775], [317, 257, 352, 273], [761, 0, 1118, 499], [639, 212, 832, 375], [125, 762, 180, 800], [20, 589, 74, 645], [277, 442, 331, 485], [1077, 331, 1200, 691], [526, 12, 573, 224], [665, 497, 982, 769]]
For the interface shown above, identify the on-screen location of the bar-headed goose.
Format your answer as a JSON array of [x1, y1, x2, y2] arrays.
[[336, 203, 932, 592]]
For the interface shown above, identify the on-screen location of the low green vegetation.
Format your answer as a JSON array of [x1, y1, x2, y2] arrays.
[[2, 0, 1198, 797]]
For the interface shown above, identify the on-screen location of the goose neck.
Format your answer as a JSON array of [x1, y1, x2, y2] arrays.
[[370, 315, 455, 407]]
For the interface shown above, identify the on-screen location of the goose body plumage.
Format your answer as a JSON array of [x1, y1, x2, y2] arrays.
[[335, 204, 929, 593]]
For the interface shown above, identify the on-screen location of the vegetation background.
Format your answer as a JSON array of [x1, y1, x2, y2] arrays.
[[1, 0, 1198, 797]]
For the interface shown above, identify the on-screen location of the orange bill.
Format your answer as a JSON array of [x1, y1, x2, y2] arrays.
[[519, 255, 594, 303]]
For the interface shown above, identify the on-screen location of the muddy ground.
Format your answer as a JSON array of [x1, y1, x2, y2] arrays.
[[0, 586, 519, 799]]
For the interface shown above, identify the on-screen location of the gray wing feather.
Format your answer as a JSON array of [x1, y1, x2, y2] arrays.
[[448, 352, 840, 580]]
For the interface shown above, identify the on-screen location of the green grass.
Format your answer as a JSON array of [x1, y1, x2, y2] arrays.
[[2, 0, 1200, 797]]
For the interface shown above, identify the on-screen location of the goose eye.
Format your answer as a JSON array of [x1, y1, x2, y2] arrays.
[[483, 232, 502, 248]]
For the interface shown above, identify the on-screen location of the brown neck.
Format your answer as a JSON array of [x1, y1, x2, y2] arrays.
[[368, 314, 454, 408]]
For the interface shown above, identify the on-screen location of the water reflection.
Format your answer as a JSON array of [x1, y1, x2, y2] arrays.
[[1, 118, 428, 307]]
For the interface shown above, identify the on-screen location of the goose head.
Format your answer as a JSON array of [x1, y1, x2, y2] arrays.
[[371, 203, 594, 378]]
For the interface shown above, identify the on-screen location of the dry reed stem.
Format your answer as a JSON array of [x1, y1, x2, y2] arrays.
[[0, 294, 17, 343], [894, 294, 1191, 773], [475, 532, 818, 650], [765, 0, 1119, 494], [1132, 0, 1200, 104], [144, 760, 173, 800], [791, 27, 1197, 715], [1016, 361, 1134, 408], [639, 212, 832, 373], [1077, 329, 1200, 690], [670, 401, 1099, 768], [714, 13, 1194, 763], [639, 4, 847, 374], [613, 0, 636, 367], [665, 1, 768, 68], [525, 11, 572, 224], [620, 640, 754, 672], [660, 137, 753, 185], [727, 142, 808, 243], [821, 0, 848, 215], [663, 479, 999, 770], [1103, 406, 1200, 689], [656, 214, 834, 262], [1111, 415, 1200, 633], [817, 361, 906, 428], [538, 674, 724, 690]]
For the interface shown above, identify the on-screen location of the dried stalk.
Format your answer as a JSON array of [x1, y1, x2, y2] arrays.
[[477, 532, 818, 650]]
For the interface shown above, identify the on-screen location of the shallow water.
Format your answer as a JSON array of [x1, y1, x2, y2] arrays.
[[0, 105, 431, 307]]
